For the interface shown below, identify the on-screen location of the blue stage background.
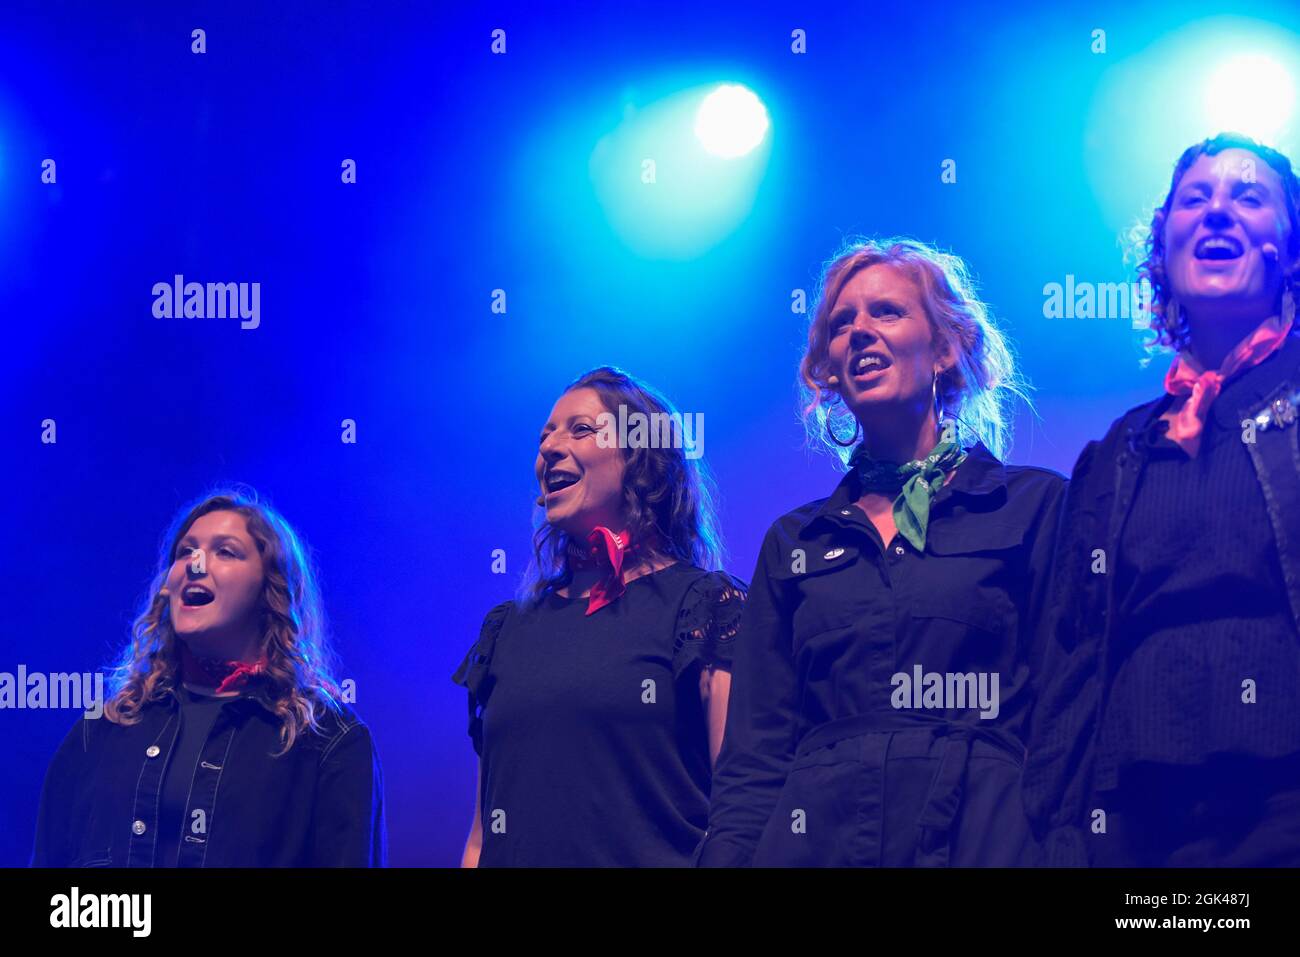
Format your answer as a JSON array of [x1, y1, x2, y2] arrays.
[[2, 0, 1297, 865]]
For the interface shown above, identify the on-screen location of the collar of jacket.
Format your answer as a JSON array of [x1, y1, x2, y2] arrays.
[[159, 677, 280, 715], [1214, 329, 1300, 429], [797, 441, 1007, 539], [1130, 330, 1300, 442]]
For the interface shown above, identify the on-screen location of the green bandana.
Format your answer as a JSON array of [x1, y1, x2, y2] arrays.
[[848, 433, 967, 551]]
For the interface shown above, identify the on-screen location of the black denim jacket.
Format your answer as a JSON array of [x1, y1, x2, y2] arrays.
[[31, 681, 386, 867], [1024, 333, 1300, 866]]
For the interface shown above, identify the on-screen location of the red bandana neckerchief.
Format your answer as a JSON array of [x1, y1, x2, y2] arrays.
[[566, 526, 641, 616], [178, 641, 269, 695], [1162, 313, 1294, 457]]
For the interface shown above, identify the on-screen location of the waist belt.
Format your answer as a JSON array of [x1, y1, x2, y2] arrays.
[[795, 711, 1026, 867]]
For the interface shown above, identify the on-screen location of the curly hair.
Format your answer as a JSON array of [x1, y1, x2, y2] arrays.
[[1127, 132, 1300, 353], [798, 236, 1028, 466], [104, 488, 343, 756], [518, 366, 725, 607]]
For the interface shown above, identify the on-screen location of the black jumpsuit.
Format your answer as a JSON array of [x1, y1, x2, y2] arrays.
[[698, 443, 1065, 867]]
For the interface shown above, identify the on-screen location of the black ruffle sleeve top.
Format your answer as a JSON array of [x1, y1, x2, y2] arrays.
[[453, 563, 746, 866]]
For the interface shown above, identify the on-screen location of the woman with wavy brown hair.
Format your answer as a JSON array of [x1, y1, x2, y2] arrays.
[[1026, 132, 1300, 867], [453, 366, 746, 866], [32, 488, 386, 867]]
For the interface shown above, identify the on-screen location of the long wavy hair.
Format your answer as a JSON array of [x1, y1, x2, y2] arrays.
[[518, 366, 725, 607], [104, 488, 343, 755], [799, 236, 1027, 466], [1127, 132, 1300, 354]]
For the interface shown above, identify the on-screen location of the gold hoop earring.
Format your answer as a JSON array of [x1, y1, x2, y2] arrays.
[[932, 368, 948, 424], [826, 414, 861, 448]]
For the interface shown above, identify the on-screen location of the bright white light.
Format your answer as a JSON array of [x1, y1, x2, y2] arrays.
[[1204, 53, 1295, 144], [694, 84, 769, 158]]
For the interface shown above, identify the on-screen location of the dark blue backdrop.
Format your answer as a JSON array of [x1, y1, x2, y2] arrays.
[[2, 0, 1297, 865]]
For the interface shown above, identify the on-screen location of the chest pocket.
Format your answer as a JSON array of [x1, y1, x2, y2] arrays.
[[917, 520, 1023, 633], [769, 541, 874, 642]]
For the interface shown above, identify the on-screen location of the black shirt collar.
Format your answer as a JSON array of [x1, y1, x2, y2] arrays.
[[162, 677, 279, 714], [798, 441, 1007, 539]]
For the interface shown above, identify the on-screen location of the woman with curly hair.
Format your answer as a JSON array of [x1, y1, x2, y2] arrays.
[[1026, 132, 1300, 866], [453, 366, 746, 866], [697, 237, 1066, 867], [32, 489, 386, 867]]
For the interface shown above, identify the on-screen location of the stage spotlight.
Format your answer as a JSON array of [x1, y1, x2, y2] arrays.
[[1204, 53, 1295, 145], [585, 79, 773, 259], [1084, 17, 1300, 236], [694, 83, 770, 158]]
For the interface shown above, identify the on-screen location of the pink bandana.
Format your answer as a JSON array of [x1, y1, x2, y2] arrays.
[[568, 526, 635, 616], [1162, 314, 1294, 457], [178, 642, 268, 695]]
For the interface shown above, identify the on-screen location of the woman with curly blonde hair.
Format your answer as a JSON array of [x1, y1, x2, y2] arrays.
[[698, 237, 1065, 867], [32, 489, 386, 867]]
